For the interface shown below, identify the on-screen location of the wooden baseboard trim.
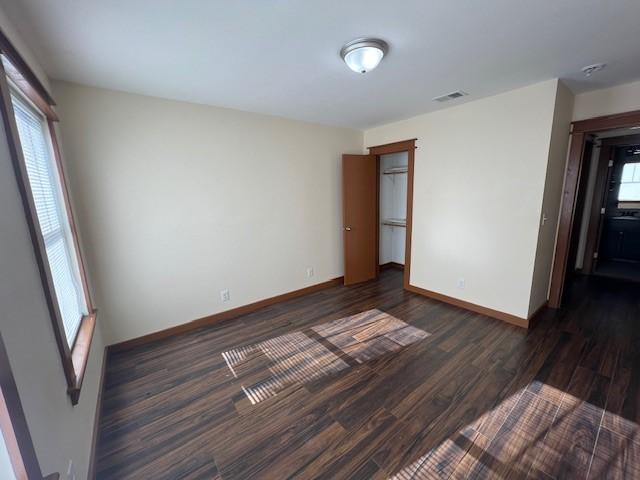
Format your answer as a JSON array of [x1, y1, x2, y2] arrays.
[[87, 347, 108, 479], [527, 302, 549, 330], [405, 284, 529, 329], [109, 277, 344, 352], [380, 262, 404, 271]]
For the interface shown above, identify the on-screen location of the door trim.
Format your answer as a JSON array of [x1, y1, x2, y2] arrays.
[[581, 144, 612, 274], [368, 139, 417, 290], [548, 109, 640, 308], [0, 333, 60, 479]]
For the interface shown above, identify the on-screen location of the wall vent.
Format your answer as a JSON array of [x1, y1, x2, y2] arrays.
[[432, 90, 468, 102]]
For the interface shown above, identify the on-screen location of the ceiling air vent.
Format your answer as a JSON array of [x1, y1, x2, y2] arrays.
[[432, 90, 468, 102]]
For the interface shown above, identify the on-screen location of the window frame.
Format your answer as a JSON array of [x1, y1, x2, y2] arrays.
[[617, 159, 640, 208], [0, 30, 96, 406]]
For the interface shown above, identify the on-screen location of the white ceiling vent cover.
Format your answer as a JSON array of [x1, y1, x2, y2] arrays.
[[432, 91, 468, 102]]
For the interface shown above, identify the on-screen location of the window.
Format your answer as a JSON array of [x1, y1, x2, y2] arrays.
[[618, 161, 640, 202], [10, 91, 88, 346], [1, 31, 96, 405]]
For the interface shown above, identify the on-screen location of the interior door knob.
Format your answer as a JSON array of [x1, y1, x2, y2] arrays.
[[345, 226, 352, 231]]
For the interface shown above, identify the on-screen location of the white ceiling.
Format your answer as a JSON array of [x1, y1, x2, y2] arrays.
[[3, 0, 640, 129]]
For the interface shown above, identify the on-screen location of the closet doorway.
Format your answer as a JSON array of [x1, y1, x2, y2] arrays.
[[379, 152, 408, 269], [342, 139, 416, 287]]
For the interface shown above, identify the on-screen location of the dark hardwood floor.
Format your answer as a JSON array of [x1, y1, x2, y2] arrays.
[[95, 270, 640, 479]]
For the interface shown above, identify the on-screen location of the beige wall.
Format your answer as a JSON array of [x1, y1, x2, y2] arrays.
[[528, 82, 574, 315], [573, 80, 640, 121], [365, 80, 564, 319], [0, 8, 105, 480], [53, 81, 363, 344]]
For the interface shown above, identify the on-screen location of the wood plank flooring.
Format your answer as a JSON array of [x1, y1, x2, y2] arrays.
[[95, 270, 640, 479]]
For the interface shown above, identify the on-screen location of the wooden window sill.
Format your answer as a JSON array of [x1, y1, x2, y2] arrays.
[[67, 313, 97, 405]]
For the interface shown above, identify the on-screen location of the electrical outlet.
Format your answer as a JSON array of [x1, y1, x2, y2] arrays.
[[66, 460, 76, 480], [220, 289, 230, 302], [306, 267, 314, 278], [457, 278, 466, 290]]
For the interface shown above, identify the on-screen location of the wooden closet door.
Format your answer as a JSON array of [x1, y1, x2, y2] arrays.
[[342, 154, 377, 285]]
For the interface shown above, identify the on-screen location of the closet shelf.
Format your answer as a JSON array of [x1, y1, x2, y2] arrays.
[[383, 167, 408, 175], [381, 218, 406, 227]]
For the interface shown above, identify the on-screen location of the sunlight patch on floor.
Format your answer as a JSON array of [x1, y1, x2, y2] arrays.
[[222, 309, 430, 405], [389, 381, 639, 479], [312, 309, 430, 363]]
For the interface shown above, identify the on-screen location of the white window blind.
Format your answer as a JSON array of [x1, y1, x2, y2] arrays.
[[619, 161, 640, 202], [10, 90, 87, 347]]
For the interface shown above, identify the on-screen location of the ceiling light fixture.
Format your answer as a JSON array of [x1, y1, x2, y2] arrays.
[[581, 63, 606, 77], [340, 38, 388, 74]]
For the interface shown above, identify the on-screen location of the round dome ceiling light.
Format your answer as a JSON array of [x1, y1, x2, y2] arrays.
[[340, 38, 388, 74]]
